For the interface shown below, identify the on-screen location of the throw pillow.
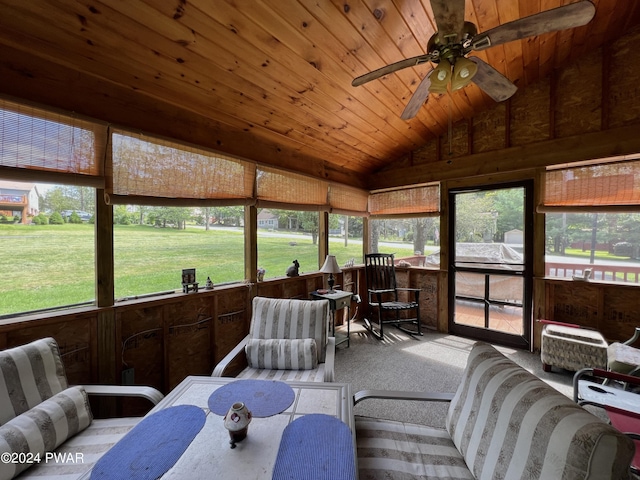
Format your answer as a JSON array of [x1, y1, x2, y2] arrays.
[[0, 385, 93, 480], [0, 337, 68, 426], [245, 338, 318, 370]]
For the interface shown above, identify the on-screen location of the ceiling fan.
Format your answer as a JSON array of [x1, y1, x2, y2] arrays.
[[352, 0, 596, 120]]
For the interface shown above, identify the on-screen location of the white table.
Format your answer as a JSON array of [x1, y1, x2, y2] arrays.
[[577, 380, 640, 414], [84, 376, 355, 479]]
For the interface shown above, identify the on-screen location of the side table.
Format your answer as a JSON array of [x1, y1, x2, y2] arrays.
[[311, 290, 352, 347]]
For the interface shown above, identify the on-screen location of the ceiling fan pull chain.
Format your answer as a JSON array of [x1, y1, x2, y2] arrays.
[[448, 91, 453, 157]]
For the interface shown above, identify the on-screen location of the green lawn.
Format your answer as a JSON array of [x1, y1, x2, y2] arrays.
[[562, 248, 633, 262], [1, 223, 419, 316]]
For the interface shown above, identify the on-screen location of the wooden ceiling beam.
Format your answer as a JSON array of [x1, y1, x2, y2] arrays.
[[368, 123, 640, 190]]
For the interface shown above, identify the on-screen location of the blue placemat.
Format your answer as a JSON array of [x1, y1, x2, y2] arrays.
[[90, 404, 206, 480], [208, 379, 295, 418], [272, 414, 356, 480]]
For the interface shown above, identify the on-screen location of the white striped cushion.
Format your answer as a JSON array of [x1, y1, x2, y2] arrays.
[[245, 338, 318, 370], [356, 416, 474, 480], [0, 385, 92, 479], [446, 342, 635, 480], [249, 297, 329, 362], [0, 338, 68, 426], [17, 417, 139, 480]]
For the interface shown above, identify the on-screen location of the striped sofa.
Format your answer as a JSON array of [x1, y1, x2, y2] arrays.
[[0, 338, 163, 480], [355, 342, 635, 480], [212, 296, 334, 382]]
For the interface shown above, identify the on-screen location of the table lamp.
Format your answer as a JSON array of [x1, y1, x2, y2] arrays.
[[320, 255, 341, 293]]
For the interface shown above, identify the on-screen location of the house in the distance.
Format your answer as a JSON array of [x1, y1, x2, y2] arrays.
[[257, 209, 278, 229], [0, 180, 39, 224]]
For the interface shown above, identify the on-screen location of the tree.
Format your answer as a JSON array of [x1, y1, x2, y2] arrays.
[[147, 207, 191, 229], [454, 192, 496, 242], [413, 218, 428, 254], [297, 211, 319, 244], [370, 220, 380, 253], [40, 186, 95, 216], [490, 188, 524, 242]]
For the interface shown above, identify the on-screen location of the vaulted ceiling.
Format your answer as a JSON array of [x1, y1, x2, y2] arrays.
[[1, 0, 639, 188]]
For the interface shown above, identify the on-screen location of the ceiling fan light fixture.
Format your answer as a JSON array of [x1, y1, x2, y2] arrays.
[[451, 57, 478, 91], [428, 62, 451, 94]]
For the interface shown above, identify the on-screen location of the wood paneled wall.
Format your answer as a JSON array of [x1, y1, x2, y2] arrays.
[[1, 264, 637, 403], [370, 25, 640, 190]]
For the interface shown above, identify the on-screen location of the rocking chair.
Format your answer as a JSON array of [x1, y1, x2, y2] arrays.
[[363, 253, 422, 340]]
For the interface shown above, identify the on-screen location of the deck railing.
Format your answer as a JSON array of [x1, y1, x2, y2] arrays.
[[545, 262, 640, 284]]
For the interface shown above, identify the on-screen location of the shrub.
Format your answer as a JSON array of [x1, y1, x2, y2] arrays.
[[49, 212, 65, 225], [32, 213, 49, 225], [613, 242, 634, 257], [69, 211, 82, 224]]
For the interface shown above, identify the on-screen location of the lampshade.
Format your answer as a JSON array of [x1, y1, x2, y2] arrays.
[[320, 255, 341, 274], [451, 57, 478, 91], [428, 62, 451, 95]]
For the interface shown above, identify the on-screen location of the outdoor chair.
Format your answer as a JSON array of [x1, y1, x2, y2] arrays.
[[608, 326, 640, 380], [574, 367, 640, 477], [0, 337, 164, 480], [363, 253, 422, 340], [211, 296, 335, 382]]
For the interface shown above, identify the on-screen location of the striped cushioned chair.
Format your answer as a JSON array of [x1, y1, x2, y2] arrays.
[[212, 296, 334, 382], [0, 338, 163, 480], [355, 342, 634, 480]]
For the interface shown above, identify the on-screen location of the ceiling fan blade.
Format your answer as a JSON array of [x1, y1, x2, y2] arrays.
[[468, 57, 517, 102], [471, 0, 596, 51], [430, 0, 466, 44], [352, 54, 432, 86], [401, 67, 434, 120]]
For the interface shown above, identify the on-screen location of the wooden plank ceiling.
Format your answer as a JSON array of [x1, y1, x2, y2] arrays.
[[0, 0, 639, 187]]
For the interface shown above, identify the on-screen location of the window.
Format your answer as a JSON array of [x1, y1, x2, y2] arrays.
[[368, 217, 440, 266], [545, 212, 640, 283], [113, 204, 245, 300], [542, 159, 640, 284], [257, 208, 319, 280], [255, 167, 329, 280], [0, 181, 96, 316], [0, 98, 103, 316], [108, 130, 253, 298], [368, 184, 441, 267], [328, 214, 364, 267]]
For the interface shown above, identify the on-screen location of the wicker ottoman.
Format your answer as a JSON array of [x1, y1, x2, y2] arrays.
[[541, 324, 608, 372]]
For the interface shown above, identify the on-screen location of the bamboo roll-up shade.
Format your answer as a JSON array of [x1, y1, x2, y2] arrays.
[[369, 184, 440, 215], [329, 183, 368, 214], [256, 166, 328, 206], [0, 98, 106, 180], [544, 160, 640, 208], [109, 130, 255, 202]]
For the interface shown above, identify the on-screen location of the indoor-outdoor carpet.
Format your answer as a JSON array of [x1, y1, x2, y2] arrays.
[[272, 414, 356, 480], [90, 405, 206, 480], [208, 379, 295, 417], [335, 321, 580, 428]]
